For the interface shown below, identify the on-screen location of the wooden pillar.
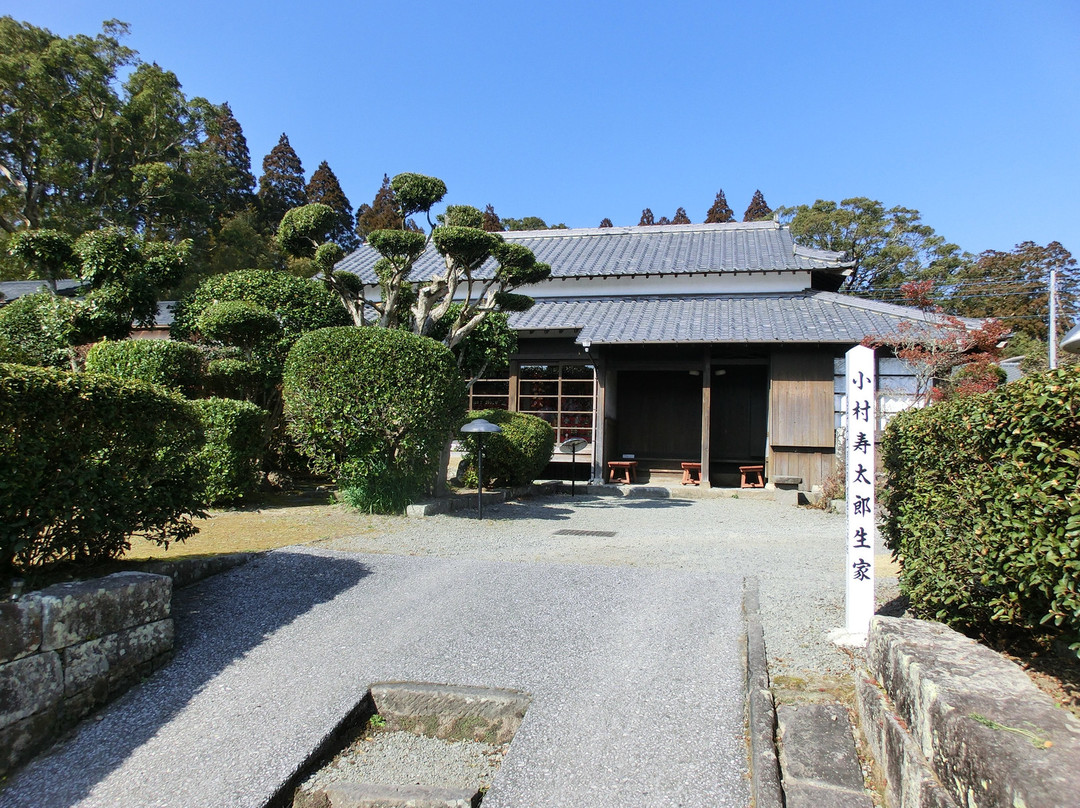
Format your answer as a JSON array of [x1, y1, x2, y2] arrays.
[[507, 359, 520, 412], [592, 354, 605, 482], [700, 346, 712, 488]]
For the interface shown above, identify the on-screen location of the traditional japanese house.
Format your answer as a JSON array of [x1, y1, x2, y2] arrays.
[[337, 220, 948, 490]]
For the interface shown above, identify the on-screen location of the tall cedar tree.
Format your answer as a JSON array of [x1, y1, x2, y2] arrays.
[[672, 207, 691, 224], [705, 191, 734, 223], [257, 134, 305, 231], [481, 204, 503, 232], [657, 216, 671, 225], [599, 218, 613, 228], [743, 190, 772, 222], [204, 102, 255, 215], [305, 161, 358, 251], [356, 174, 420, 239], [638, 208, 655, 226]]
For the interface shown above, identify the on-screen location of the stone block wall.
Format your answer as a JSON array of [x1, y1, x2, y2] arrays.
[[856, 616, 1080, 808], [0, 572, 173, 774]]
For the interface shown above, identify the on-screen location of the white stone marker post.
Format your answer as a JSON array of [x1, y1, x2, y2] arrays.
[[843, 344, 876, 643]]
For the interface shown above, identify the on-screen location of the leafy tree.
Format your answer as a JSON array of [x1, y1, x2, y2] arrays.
[[944, 241, 1078, 342], [203, 210, 287, 279], [780, 197, 966, 296], [305, 160, 358, 251], [257, 133, 305, 231], [638, 208, 655, 226], [743, 190, 772, 222], [0, 292, 81, 367], [672, 207, 691, 225], [0, 17, 134, 233], [502, 215, 567, 231], [481, 204, 502, 232], [656, 216, 671, 225], [599, 218, 614, 228], [705, 191, 734, 223]]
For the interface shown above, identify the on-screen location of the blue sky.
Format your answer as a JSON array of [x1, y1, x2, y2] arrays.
[[6, 0, 1080, 257]]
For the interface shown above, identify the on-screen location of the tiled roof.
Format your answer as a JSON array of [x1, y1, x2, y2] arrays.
[[509, 291, 980, 345], [0, 279, 84, 302], [335, 221, 853, 283]]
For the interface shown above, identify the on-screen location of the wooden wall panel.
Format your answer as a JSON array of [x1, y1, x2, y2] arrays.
[[768, 449, 838, 490], [769, 352, 836, 448]]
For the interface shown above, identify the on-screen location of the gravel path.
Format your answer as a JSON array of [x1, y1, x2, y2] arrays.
[[316, 491, 891, 680]]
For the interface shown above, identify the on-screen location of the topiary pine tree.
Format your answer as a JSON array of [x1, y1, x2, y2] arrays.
[[599, 218, 613, 228], [257, 133, 306, 232], [355, 174, 418, 239], [743, 190, 773, 222], [306, 161, 358, 251], [672, 207, 691, 225], [638, 208, 655, 226], [482, 204, 503, 232], [705, 191, 734, 223]]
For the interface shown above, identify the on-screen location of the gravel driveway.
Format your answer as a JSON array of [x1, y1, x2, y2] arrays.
[[316, 491, 879, 680]]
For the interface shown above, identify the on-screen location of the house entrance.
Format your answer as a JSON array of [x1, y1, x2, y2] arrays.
[[709, 365, 768, 480], [616, 370, 702, 463]]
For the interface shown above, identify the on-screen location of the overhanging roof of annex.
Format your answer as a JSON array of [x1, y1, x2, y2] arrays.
[[509, 291, 982, 345], [334, 220, 854, 283]]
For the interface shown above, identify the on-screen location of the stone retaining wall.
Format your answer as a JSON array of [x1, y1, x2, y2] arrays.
[[0, 572, 173, 774], [856, 616, 1080, 808]]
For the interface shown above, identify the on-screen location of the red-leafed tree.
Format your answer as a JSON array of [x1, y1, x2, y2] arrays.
[[742, 190, 772, 222], [705, 191, 734, 223], [598, 218, 613, 228], [638, 208, 655, 226], [672, 207, 691, 225]]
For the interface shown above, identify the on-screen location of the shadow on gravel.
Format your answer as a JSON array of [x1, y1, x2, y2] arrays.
[[3, 550, 371, 808], [566, 497, 695, 510], [442, 503, 577, 521]]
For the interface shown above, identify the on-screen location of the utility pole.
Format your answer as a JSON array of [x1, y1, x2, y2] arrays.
[[1050, 269, 1058, 370]]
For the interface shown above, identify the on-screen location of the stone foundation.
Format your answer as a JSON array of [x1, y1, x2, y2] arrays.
[[0, 572, 173, 774]]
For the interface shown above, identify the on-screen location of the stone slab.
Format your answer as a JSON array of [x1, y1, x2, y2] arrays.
[[299, 782, 476, 808], [0, 652, 62, 730], [39, 573, 171, 651], [777, 704, 867, 794], [0, 704, 59, 775], [742, 579, 783, 808], [867, 616, 1080, 808], [370, 682, 529, 745], [782, 778, 873, 808], [0, 597, 42, 663]]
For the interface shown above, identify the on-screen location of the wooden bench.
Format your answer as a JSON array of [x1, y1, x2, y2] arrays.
[[739, 464, 765, 489], [607, 460, 638, 484], [680, 462, 701, 486]]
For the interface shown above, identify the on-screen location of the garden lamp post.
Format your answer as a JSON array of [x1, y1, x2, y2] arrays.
[[460, 418, 502, 520], [559, 437, 589, 496]]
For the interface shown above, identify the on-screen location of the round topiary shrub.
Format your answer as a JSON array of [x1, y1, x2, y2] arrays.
[[85, 339, 205, 396], [189, 398, 267, 505], [282, 326, 466, 513], [458, 409, 555, 488]]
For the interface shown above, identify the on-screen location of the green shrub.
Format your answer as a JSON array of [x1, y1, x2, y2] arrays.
[[882, 366, 1080, 655], [85, 339, 205, 395], [0, 292, 81, 367], [283, 327, 466, 513], [171, 269, 349, 373], [190, 398, 267, 505], [459, 409, 555, 487], [204, 357, 264, 400], [0, 363, 205, 568], [195, 300, 281, 349]]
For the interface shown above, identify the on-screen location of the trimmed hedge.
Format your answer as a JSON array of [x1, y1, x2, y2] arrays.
[[283, 327, 466, 513], [0, 363, 205, 568], [0, 292, 80, 368], [190, 398, 267, 505], [459, 409, 555, 488], [85, 339, 205, 395], [881, 366, 1080, 654]]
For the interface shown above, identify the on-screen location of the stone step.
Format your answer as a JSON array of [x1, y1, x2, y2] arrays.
[[777, 703, 874, 808]]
